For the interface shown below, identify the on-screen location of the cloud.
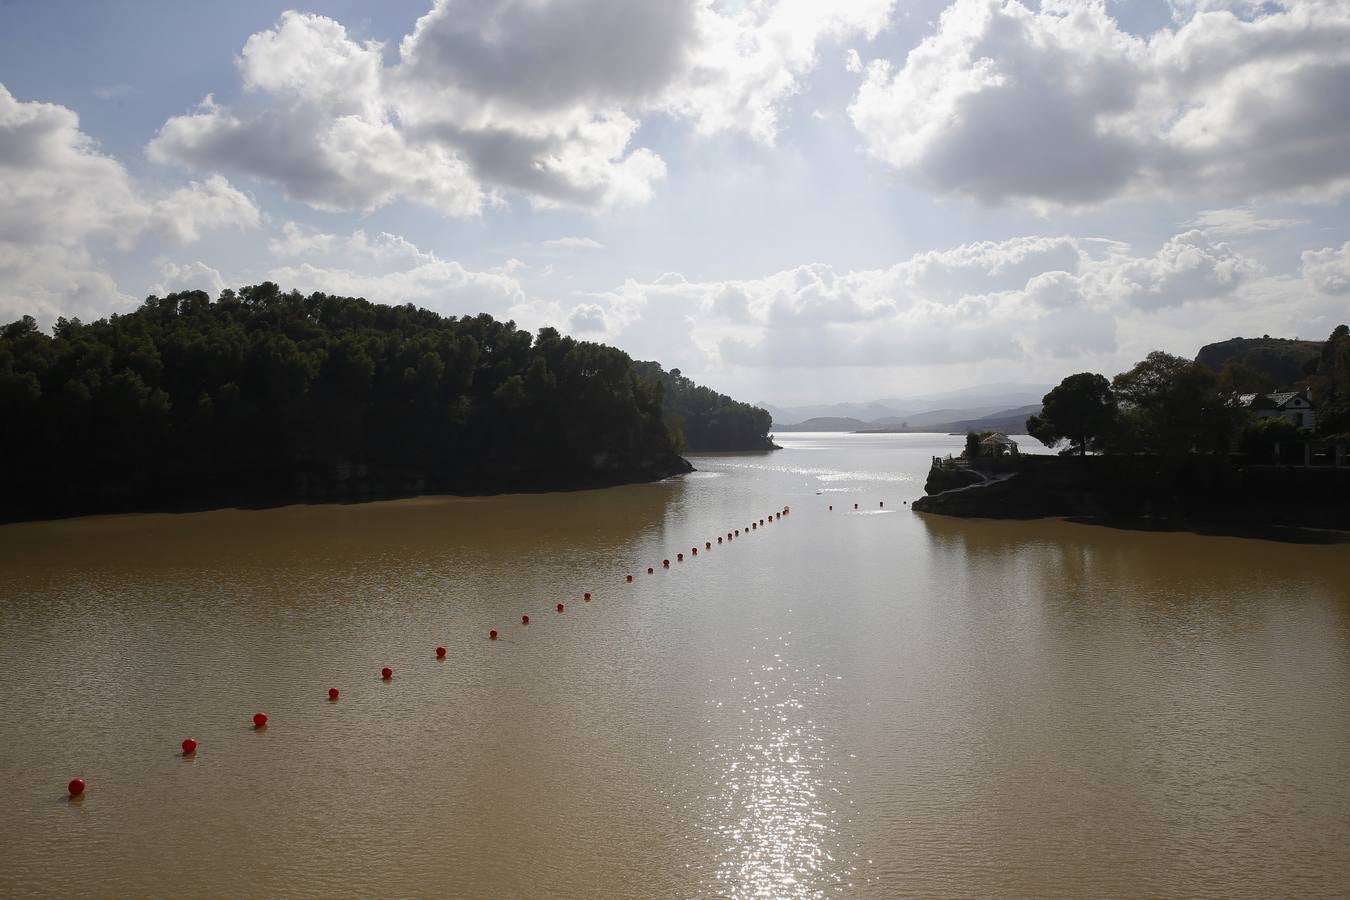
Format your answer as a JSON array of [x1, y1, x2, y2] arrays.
[[269, 221, 338, 257], [551, 230, 1262, 375], [0, 82, 254, 325], [92, 83, 134, 100], [849, 0, 1350, 206], [150, 261, 227, 297], [567, 303, 607, 332], [150, 174, 261, 243], [147, 2, 893, 214], [1185, 207, 1307, 236], [266, 229, 526, 317], [1079, 230, 1260, 310], [1301, 242, 1350, 293], [541, 237, 604, 251]]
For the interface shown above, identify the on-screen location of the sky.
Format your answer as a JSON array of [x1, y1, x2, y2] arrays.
[[1, 0, 1348, 406]]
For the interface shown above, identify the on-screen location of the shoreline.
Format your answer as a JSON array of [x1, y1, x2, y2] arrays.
[[0, 457, 697, 526], [912, 454, 1350, 543]]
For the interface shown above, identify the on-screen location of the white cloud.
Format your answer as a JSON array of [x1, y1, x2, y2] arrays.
[[0, 82, 253, 325], [150, 174, 261, 243], [150, 261, 227, 298], [659, 0, 895, 142], [567, 303, 607, 332], [1185, 207, 1307, 236], [148, 14, 484, 216], [0, 82, 148, 249], [147, 2, 893, 215], [557, 231, 1260, 376], [0, 243, 133, 326], [1301, 242, 1350, 294], [269, 221, 338, 257], [849, 0, 1350, 206], [541, 237, 605, 251], [266, 230, 526, 317]]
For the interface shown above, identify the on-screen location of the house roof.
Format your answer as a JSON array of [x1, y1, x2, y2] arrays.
[[979, 432, 1018, 446], [1237, 391, 1312, 409]]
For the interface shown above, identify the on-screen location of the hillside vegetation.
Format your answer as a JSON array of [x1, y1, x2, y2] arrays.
[[1194, 336, 1324, 386], [633, 362, 776, 451], [0, 285, 692, 520]]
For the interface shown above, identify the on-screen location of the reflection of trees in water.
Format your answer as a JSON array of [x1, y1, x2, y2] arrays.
[[2, 476, 689, 575], [916, 512, 1350, 634]]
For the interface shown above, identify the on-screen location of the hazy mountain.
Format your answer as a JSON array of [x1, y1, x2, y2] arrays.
[[771, 417, 870, 432], [762, 383, 1051, 428], [855, 404, 1042, 434], [868, 406, 1004, 428]]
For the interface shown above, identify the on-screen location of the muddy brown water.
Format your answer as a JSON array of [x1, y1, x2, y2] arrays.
[[2, 433, 1347, 897]]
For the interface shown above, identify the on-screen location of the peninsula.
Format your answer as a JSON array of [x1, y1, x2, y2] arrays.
[[913, 329, 1350, 535], [0, 285, 774, 522]]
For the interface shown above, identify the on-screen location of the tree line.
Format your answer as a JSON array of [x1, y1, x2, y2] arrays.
[[0, 285, 774, 519], [1026, 325, 1350, 457], [632, 362, 777, 452]]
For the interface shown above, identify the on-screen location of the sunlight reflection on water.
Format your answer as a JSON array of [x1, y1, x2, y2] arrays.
[[686, 639, 858, 898], [703, 461, 913, 484]]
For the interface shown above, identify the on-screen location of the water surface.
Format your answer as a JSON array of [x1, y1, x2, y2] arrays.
[[2, 433, 1347, 897]]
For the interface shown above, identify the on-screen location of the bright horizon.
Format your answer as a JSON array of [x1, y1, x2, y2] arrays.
[[2, 0, 1348, 406]]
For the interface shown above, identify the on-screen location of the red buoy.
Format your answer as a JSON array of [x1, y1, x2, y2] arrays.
[[735, 530, 739, 536], [182, 738, 197, 755], [718, 537, 722, 544], [880, 501, 884, 507], [490, 630, 498, 640], [557, 603, 564, 612], [253, 712, 268, 728], [584, 592, 591, 601], [854, 503, 858, 509], [829, 505, 833, 510], [329, 687, 340, 700], [68, 778, 85, 797], [522, 615, 530, 624], [627, 575, 633, 582], [381, 666, 393, 680], [677, 553, 684, 561], [706, 541, 711, 549], [663, 559, 670, 567], [692, 548, 697, 555], [648, 567, 654, 574], [436, 646, 446, 659]]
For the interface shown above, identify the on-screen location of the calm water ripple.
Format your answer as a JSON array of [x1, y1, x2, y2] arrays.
[[1, 433, 1347, 897]]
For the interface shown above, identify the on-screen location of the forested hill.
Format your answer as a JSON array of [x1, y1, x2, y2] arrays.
[[0, 285, 692, 521], [632, 362, 777, 452], [1195, 336, 1324, 385]]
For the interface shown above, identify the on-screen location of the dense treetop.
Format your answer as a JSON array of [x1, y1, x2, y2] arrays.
[[1027, 325, 1350, 457], [0, 285, 705, 520], [633, 362, 776, 452]]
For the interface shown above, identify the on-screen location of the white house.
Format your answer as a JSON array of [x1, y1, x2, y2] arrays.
[[979, 432, 1020, 456], [1237, 391, 1317, 432]]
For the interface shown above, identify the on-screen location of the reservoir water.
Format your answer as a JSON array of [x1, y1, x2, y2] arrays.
[[2, 433, 1348, 897]]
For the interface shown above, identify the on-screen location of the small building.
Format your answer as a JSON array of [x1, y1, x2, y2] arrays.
[[1237, 391, 1317, 432], [979, 432, 1020, 457]]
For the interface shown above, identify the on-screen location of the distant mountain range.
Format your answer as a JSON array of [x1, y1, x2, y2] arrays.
[[773, 403, 1042, 434], [763, 383, 1049, 433]]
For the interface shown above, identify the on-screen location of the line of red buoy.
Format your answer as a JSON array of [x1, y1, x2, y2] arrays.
[[67, 502, 799, 796]]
